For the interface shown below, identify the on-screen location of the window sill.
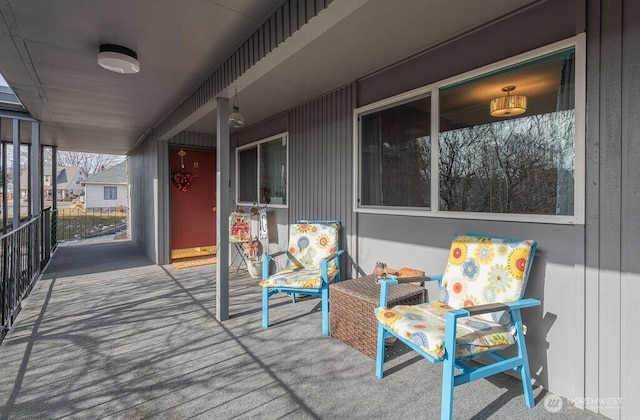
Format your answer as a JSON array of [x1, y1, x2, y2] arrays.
[[355, 206, 583, 225]]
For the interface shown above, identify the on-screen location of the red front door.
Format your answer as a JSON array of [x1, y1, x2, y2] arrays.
[[170, 147, 217, 259]]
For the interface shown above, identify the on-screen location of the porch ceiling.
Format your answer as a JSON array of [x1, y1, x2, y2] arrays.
[[0, 0, 536, 154]]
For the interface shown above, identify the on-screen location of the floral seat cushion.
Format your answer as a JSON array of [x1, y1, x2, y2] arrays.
[[260, 266, 338, 289], [259, 222, 340, 290], [376, 301, 515, 360], [439, 234, 535, 327]]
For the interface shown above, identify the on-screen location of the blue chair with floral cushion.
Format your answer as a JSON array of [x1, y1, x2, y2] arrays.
[[375, 233, 539, 420], [260, 220, 343, 335]]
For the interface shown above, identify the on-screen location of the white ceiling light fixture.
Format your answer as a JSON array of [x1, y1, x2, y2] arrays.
[[228, 88, 245, 128], [97, 44, 140, 74]]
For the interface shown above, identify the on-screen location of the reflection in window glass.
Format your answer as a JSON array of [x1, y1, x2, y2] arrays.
[[236, 133, 288, 206], [438, 49, 575, 215], [360, 95, 431, 208], [260, 138, 287, 205], [238, 147, 258, 203]]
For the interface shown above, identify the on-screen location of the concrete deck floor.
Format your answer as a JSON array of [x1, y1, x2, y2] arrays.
[[0, 241, 604, 419]]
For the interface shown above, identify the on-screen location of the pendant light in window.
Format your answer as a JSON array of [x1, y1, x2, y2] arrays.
[[228, 88, 245, 128], [489, 86, 527, 117]]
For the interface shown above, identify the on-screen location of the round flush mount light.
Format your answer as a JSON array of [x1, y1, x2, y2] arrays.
[[97, 44, 140, 74]]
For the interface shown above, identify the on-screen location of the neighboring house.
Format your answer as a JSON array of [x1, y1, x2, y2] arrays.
[[82, 161, 128, 209], [19, 166, 86, 200], [55, 166, 87, 200]]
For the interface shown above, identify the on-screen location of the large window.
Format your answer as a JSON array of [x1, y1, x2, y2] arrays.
[[236, 132, 288, 206], [355, 36, 584, 223]]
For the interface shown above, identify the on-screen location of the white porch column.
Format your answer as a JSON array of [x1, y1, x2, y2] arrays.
[[216, 97, 230, 321]]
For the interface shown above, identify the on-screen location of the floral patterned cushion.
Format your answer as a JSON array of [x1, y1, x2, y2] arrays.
[[259, 266, 338, 289], [259, 222, 340, 290], [376, 301, 515, 360], [439, 234, 535, 326], [287, 223, 339, 271]]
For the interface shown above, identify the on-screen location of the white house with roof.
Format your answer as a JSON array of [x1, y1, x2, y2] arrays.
[[20, 165, 86, 201], [82, 161, 128, 209]]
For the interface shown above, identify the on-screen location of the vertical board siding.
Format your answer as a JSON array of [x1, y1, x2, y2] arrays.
[[584, 0, 602, 411], [152, 0, 332, 142], [170, 131, 216, 148], [288, 84, 355, 276], [620, 0, 640, 417], [129, 135, 159, 263]]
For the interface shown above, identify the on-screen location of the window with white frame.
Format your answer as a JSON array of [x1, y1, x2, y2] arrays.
[[355, 36, 584, 223], [236, 132, 288, 206], [104, 186, 117, 200]]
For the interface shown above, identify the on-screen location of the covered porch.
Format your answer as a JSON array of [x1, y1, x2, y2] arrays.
[[0, 240, 598, 419], [0, 0, 638, 418]]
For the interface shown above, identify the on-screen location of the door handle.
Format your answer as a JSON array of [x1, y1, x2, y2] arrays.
[[212, 207, 217, 212]]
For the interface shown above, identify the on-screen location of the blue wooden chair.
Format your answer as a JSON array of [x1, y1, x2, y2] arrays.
[[375, 233, 539, 419], [260, 220, 344, 335]]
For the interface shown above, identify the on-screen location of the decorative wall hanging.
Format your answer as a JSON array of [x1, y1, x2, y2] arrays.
[[229, 211, 251, 241], [172, 171, 195, 192], [172, 149, 195, 192]]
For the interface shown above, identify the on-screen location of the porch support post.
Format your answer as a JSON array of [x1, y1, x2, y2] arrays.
[[30, 122, 41, 216], [51, 146, 57, 211], [12, 119, 20, 229], [215, 97, 230, 321]]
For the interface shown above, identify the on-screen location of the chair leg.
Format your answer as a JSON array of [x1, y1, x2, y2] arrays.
[[375, 324, 386, 379], [261, 288, 269, 328], [513, 311, 535, 407], [441, 353, 455, 420], [321, 286, 329, 336], [441, 312, 458, 420], [519, 360, 535, 408]]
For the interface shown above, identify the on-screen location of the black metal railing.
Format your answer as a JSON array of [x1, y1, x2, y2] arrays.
[[1, 216, 42, 340], [55, 207, 128, 243]]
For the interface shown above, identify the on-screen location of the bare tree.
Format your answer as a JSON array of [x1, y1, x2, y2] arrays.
[[44, 150, 124, 175], [438, 109, 575, 215]]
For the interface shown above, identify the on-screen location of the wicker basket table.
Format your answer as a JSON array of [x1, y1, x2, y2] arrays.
[[330, 275, 424, 358]]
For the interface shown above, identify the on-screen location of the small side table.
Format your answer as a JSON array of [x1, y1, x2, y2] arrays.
[[330, 275, 424, 359], [229, 239, 248, 273]]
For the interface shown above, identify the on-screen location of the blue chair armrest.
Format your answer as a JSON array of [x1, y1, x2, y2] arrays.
[[320, 249, 344, 264], [263, 250, 286, 262], [445, 298, 541, 321], [377, 274, 439, 307], [262, 250, 289, 280], [320, 249, 344, 282]]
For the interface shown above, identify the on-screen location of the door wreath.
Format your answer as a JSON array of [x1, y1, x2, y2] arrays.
[[172, 171, 195, 192]]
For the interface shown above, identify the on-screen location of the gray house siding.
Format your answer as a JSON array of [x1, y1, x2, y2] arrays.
[[585, 0, 640, 418], [129, 134, 160, 263], [619, 1, 640, 417], [171, 131, 216, 148], [288, 84, 356, 276]]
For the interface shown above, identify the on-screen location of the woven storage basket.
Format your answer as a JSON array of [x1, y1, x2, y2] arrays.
[[330, 275, 424, 358]]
